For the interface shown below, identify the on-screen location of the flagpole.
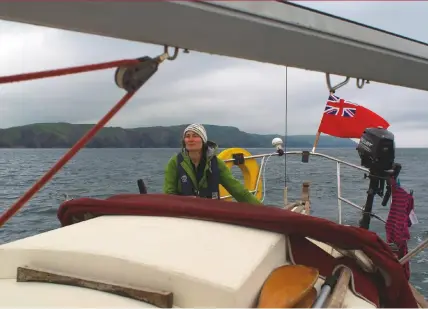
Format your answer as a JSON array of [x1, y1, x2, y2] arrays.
[[312, 131, 321, 153], [312, 91, 335, 153]]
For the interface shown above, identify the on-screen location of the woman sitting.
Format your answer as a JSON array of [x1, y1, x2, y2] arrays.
[[163, 123, 261, 204]]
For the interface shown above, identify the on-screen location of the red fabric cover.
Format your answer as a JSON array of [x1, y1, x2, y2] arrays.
[[57, 194, 417, 308]]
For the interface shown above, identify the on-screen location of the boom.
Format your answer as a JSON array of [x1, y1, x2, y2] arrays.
[[1, 1, 428, 91]]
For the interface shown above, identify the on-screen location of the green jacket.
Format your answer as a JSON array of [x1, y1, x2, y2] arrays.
[[163, 141, 262, 205]]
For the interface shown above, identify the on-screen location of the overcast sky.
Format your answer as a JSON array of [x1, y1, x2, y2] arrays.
[[0, 1, 427, 147]]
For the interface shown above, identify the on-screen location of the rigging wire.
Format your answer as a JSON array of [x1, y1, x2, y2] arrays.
[[284, 66, 288, 188]]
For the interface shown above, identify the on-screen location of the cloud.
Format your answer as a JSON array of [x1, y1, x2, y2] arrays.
[[297, 1, 428, 43], [0, 2, 427, 147]]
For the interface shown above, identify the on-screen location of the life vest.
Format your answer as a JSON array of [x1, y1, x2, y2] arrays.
[[176, 153, 220, 199]]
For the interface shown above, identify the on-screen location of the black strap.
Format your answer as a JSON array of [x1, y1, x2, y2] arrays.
[[177, 153, 196, 196]]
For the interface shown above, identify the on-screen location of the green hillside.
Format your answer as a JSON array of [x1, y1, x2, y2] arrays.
[[0, 123, 356, 149]]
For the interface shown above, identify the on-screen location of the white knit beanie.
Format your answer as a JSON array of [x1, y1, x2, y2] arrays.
[[183, 124, 207, 144]]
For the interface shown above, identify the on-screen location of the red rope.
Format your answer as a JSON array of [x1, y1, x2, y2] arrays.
[[0, 91, 137, 227], [0, 59, 144, 227], [0, 59, 139, 84]]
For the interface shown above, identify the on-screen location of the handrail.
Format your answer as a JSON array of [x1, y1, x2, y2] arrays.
[[221, 149, 427, 265], [222, 150, 376, 223]]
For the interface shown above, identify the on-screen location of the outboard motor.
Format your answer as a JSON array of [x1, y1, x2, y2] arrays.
[[356, 127, 401, 230], [356, 127, 395, 172]]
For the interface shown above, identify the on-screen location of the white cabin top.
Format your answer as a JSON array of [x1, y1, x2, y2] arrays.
[[0, 215, 373, 308], [0, 216, 286, 307]]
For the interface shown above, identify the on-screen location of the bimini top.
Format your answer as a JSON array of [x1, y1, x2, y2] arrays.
[[0, 1, 428, 91]]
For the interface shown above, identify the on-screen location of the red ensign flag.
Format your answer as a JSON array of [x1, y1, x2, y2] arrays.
[[318, 93, 390, 138]]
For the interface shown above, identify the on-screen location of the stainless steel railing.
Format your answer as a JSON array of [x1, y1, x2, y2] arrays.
[[220, 149, 427, 265]]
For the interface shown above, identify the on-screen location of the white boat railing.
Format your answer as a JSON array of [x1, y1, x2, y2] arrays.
[[221, 148, 428, 266], [221, 150, 389, 224]]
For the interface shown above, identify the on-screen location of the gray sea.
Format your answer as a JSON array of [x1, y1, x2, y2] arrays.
[[0, 148, 427, 296]]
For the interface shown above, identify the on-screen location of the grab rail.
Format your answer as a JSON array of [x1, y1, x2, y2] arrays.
[[221, 149, 428, 265], [221, 150, 384, 224]]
